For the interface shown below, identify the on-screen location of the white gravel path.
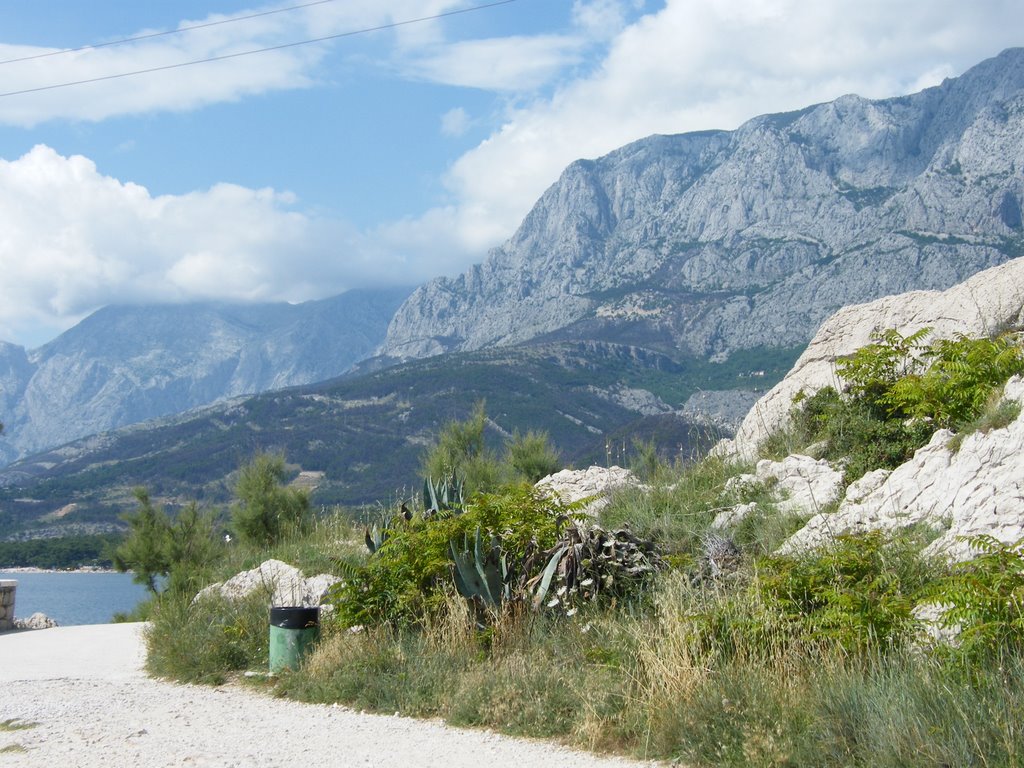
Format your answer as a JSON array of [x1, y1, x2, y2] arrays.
[[0, 624, 659, 767]]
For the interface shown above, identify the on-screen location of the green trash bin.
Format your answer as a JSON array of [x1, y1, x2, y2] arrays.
[[269, 606, 320, 674]]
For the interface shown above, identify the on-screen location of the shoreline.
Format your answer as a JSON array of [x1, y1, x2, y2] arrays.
[[0, 566, 119, 574]]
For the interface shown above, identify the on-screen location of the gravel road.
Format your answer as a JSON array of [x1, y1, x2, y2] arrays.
[[0, 624, 658, 767]]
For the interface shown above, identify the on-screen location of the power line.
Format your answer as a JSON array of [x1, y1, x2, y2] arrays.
[[0, 0, 519, 99], [0, 0, 345, 66]]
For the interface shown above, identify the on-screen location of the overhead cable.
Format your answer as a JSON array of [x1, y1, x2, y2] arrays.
[[0, 0, 519, 98]]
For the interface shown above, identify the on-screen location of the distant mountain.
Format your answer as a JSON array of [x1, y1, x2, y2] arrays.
[[381, 48, 1024, 363], [0, 339, 790, 538], [0, 288, 412, 464], [4, 49, 1024, 543]]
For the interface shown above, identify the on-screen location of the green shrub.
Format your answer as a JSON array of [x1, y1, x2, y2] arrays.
[[755, 531, 936, 654], [231, 453, 311, 547], [924, 535, 1024, 659], [421, 401, 503, 496], [775, 329, 1023, 482], [329, 485, 578, 628], [504, 429, 562, 483]]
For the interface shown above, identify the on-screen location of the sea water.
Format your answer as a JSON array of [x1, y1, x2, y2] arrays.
[[0, 570, 150, 625]]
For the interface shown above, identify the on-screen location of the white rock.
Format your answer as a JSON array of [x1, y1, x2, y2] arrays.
[[13, 612, 59, 630], [844, 469, 891, 504], [710, 502, 759, 530], [536, 465, 644, 515], [195, 559, 341, 608], [754, 454, 844, 515]]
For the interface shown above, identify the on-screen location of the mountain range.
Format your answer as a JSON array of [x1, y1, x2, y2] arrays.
[[0, 288, 411, 464], [1, 48, 1023, 541], [381, 47, 1024, 362]]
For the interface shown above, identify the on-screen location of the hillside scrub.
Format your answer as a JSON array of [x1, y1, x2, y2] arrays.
[[141, 329, 1024, 764], [764, 327, 1024, 481]]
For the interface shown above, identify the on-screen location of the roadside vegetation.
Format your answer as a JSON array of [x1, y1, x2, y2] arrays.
[[134, 329, 1024, 765]]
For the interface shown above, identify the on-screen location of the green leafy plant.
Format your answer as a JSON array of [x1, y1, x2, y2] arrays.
[[756, 531, 934, 653], [330, 485, 579, 628], [924, 535, 1024, 658], [504, 429, 562, 483], [450, 527, 509, 613], [777, 329, 1024, 482]]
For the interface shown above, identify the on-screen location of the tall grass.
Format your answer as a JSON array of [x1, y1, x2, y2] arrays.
[[143, 463, 1024, 765]]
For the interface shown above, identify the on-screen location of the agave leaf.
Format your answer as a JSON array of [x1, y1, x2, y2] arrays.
[[533, 545, 569, 610]]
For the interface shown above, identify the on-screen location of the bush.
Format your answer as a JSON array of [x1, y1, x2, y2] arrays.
[[329, 485, 578, 628], [755, 531, 937, 654], [504, 429, 562, 483], [774, 329, 1024, 482], [231, 453, 311, 547], [925, 535, 1024, 660]]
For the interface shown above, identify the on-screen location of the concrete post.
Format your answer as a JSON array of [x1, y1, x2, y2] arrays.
[[0, 580, 16, 632]]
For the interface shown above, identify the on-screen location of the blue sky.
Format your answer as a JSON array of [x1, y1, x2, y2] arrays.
[[0, 0, 1021, 347]]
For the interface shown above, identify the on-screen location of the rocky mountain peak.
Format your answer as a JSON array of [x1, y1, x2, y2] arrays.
[[380, 48, 1024, 364]]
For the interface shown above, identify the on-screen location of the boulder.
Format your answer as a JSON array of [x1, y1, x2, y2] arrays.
[[195, 559, 342, 607], [536, 465, 643, 515], [14, 612, 58, 630], [754, 455, 844, 515]]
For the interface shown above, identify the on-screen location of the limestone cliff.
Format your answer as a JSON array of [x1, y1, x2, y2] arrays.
[[381, 48, 1024, 364]]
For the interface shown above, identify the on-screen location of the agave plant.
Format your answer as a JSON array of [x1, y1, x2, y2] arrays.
[[423, 472, 465, 518], [531, 521, 665, 615], [450, 526, 509, 610], [364, 502, 412, 554]]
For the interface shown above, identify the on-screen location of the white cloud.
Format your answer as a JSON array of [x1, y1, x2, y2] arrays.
[[408, 35, 585, 91], [0, 0, 468, 127], [0, 145, 448, 346], [441, 106, 471, 137]]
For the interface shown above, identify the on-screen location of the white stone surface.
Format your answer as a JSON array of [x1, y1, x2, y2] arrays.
[[536, 465, 643, 515], [779, 376, 1024, 560], [755, 454, 845, 515], [195, 559, 341, 607]]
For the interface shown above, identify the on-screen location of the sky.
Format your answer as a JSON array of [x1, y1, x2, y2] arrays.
[[0, 0, 1021, 348]]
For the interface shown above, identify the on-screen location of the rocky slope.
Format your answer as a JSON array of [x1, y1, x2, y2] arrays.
[[720, 256, 1024, 457], [710, 256, 1024, 559], [381, 48, 1024, 364], [0, 288, 410, 464]]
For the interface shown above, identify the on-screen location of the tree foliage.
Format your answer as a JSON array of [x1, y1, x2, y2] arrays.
[[505, 429, 562, 483], [230, 453, 311, 547], [111, 489, 222, 595], [421, 400, 502, 495]]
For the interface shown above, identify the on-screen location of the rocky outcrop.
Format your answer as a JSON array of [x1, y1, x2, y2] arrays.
[[0, 288, 410, 464], [536, 465, 642, 515], [778, 376, 1024, 561], [14, 612, 59, 630], [720, 256, 1024, 458], [194, 559, 341, 608], [382, 49, 1024, 365]]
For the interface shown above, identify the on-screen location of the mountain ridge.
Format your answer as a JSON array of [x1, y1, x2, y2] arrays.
[[0, 287, 412, 464], [380, 47, 1024, 363]]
